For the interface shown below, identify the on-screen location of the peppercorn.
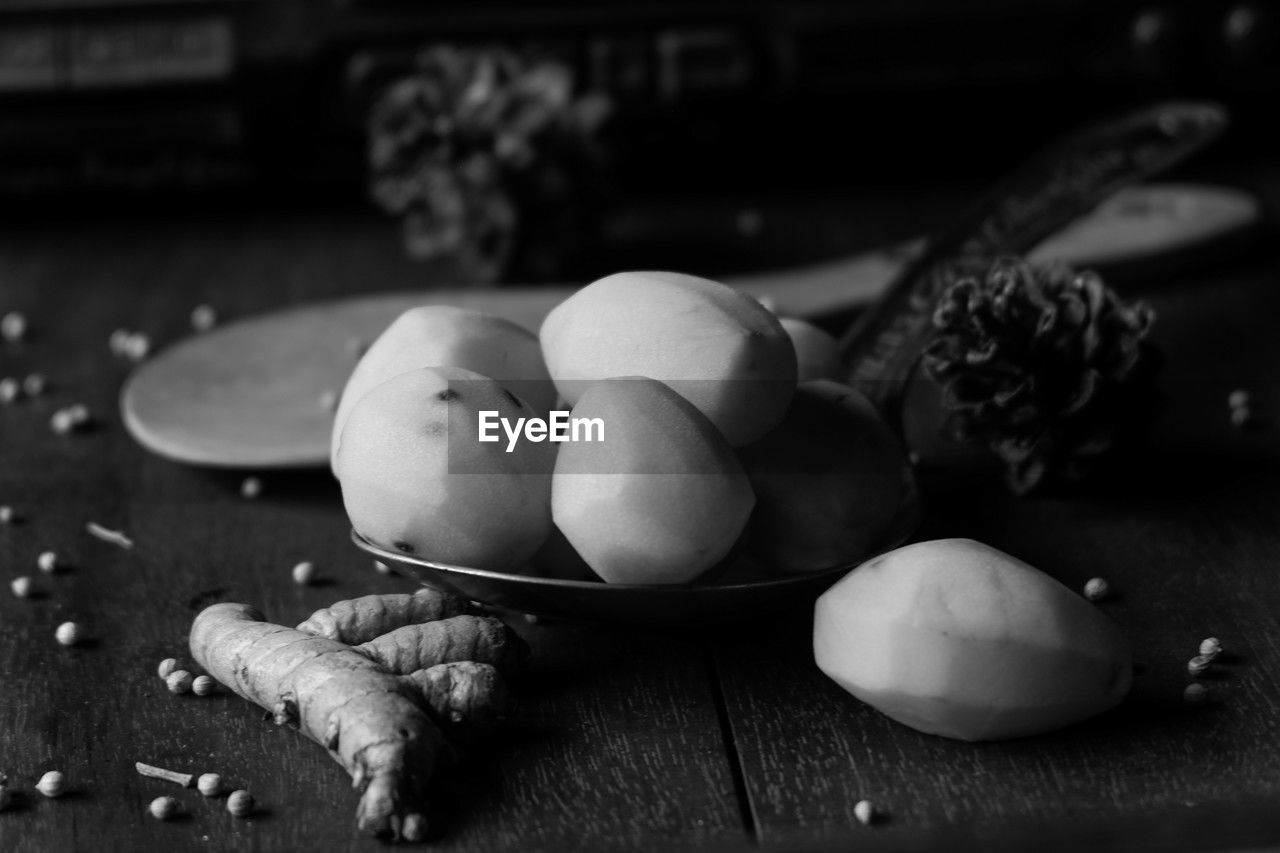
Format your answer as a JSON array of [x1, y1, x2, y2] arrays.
[[10, 576, 33, 598], [149, 796, 180, 820], [1083, 577, 1110, 601], [157, 658, 179, 679], [192, 675, 217, 696], [197, 773, 222, 797], [36, 770, 66, 798], [166, 670, 194, 694], [55, 622, 82, 646], [291, 561, 316, 585], [226, 789, 254, 817]]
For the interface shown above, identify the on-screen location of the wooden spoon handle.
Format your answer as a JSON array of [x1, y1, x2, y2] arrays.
[[839, 101, 1229, 413]]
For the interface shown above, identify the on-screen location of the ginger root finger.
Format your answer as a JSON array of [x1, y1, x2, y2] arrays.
[[356, 614, 528, 675], [191, 602, 447, 841], [296, 587, 470, 644], [403, 661, 512, 735]]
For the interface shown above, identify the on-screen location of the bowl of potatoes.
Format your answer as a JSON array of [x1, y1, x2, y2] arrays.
[[335, 271, 918, 624]]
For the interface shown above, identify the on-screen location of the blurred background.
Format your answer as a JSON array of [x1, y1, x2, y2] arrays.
[[1, 0, 1276, 283]]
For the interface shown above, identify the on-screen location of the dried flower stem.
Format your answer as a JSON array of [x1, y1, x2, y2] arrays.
[[135, 762, 195, 788], [86, 522, 134, 550]]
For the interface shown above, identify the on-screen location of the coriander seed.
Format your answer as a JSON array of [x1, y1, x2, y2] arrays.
[[149, 796, 180, 820], [226, 789, 254, 817], [1, 311, 27, 342], [192, 675, 216, 696], [55, 621, 83, 646], [191, 304, 218, 332], [0, 377, 19, 404], [854, 799, 876, 826], [124, 332, 151, 361], [157, 658, 179, 679], [1083, 577, 1110, 601], [36, 770, 65, 798], [197, 773, 222, 797], [1187, 654, 1214, 677], [10, 576, 33, 598], [241, 477, 262, 500], [1199, 637, 1223, 659], [166, 670, 194, 694], [37, 550, 59, 573], [291, 561, 316, 585], [1183, 683, 1210, 705]]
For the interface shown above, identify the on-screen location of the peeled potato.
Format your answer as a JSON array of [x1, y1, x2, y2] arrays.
[[539, 271, 797, 446], [551, 377, 754, 584], [336, 366, 553, 572], [814, 538, 1132, 741], [331, 305, 555, 471]]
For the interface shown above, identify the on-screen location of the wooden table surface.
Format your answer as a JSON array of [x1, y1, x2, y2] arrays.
[[3, 177, 1280, 853]]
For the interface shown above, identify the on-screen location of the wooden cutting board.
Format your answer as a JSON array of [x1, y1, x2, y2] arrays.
[[120, 183, 1259, 469]]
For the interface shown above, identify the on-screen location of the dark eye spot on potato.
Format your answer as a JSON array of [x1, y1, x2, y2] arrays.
[[503, 389, 523, 408], [437, 388, 460, 402], [394, 541, 415, 553]]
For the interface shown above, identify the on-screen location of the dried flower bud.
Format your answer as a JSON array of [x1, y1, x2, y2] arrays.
[[157, 658, 179, 679], [192, 675, 217, 696], [1187, 654, 1214, 677], [241, 477, 262, 500], [55, 621, 82, 646], [36, 770, 66, 798], [1183, 683, 1210, 705], [854, 799, 877, 826], [1199, 637, 1222, 659], [197, 773, 222, 797], [191, 304, 218, 332], [1083, 577, 1110, 601], [149, 796, 180, 820], [1, 311, 27, 342], [166, 670, 194, 694], [37, 551, 59, 573], [291, 561, 316, 585], [11, 576, 33, 598], [226, 789, 254, 817]]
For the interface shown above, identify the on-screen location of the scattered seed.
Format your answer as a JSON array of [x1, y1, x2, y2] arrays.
[[191, 304, 218, 332], [226, 789, 254, 817], [291, 561, 316, 586], [135, 762, 194, 788], [0, 504, 14, 523], [0, 377, 19, 404], [1230, 406, 1253, 428], [123, 333, 151, 361], [10, 576, 33, 598], [1083, 577, 1110, 601], [1183, 683, 1210, 705], [23, 373, 46, 397], [109, 328, 131, 355], [197, 773, 222, 797], [66, 404, 90, 425], [37, 551, 59, 573], [157, 658, 179, 679], [36, 770, 65, 798], [854, 799, 876, 826], [1199, 637, 1223, 659], [1228, 389, 1251, 410], [166, 670, 194, 694], [55, 621, 83, 646], [1, 311, 27, 343], [50, 409, 76, 434], [240, 477, 262, 500], [192, 675, 217, 696], [86, 521, 134, 550], [1187, 654, 1214, 677], [149, 796, 181, 820]]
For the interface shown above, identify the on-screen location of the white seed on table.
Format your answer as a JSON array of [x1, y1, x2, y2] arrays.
[[0, 377, 19, 404], [291, 561, 316, 585], [23, 373, 46, 397], [1230, 406, 1252, 428], [37, 551, 59, 573], [192, 675, 217, 696], [854, 799, 876, 826], [166, 670, 194, 694], [1228, 389, 1251, 410], [1083, 577, 1110, 601], [123, 333, 151, 361], [109, 328, 131, 355], [149, 796, 180, 820], [55, 621, 83, 646], [197, 773, 222, 797], [1, 311, 27, 342], [241, 477, 262, 499], [10, 576, 33, 598], [1187, 654, 1215, 677], [191, 304, 218, 332], [1199, 637, 1223, 658], [157, 658, 179, 679], [226, 789, 254, 817], [50, 409, 76, 434], [36, 771, 65, 798], [0, 504, 14, 523]]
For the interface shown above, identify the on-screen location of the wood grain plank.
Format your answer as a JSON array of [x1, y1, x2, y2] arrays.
[[712, 254, 1280, 851]]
